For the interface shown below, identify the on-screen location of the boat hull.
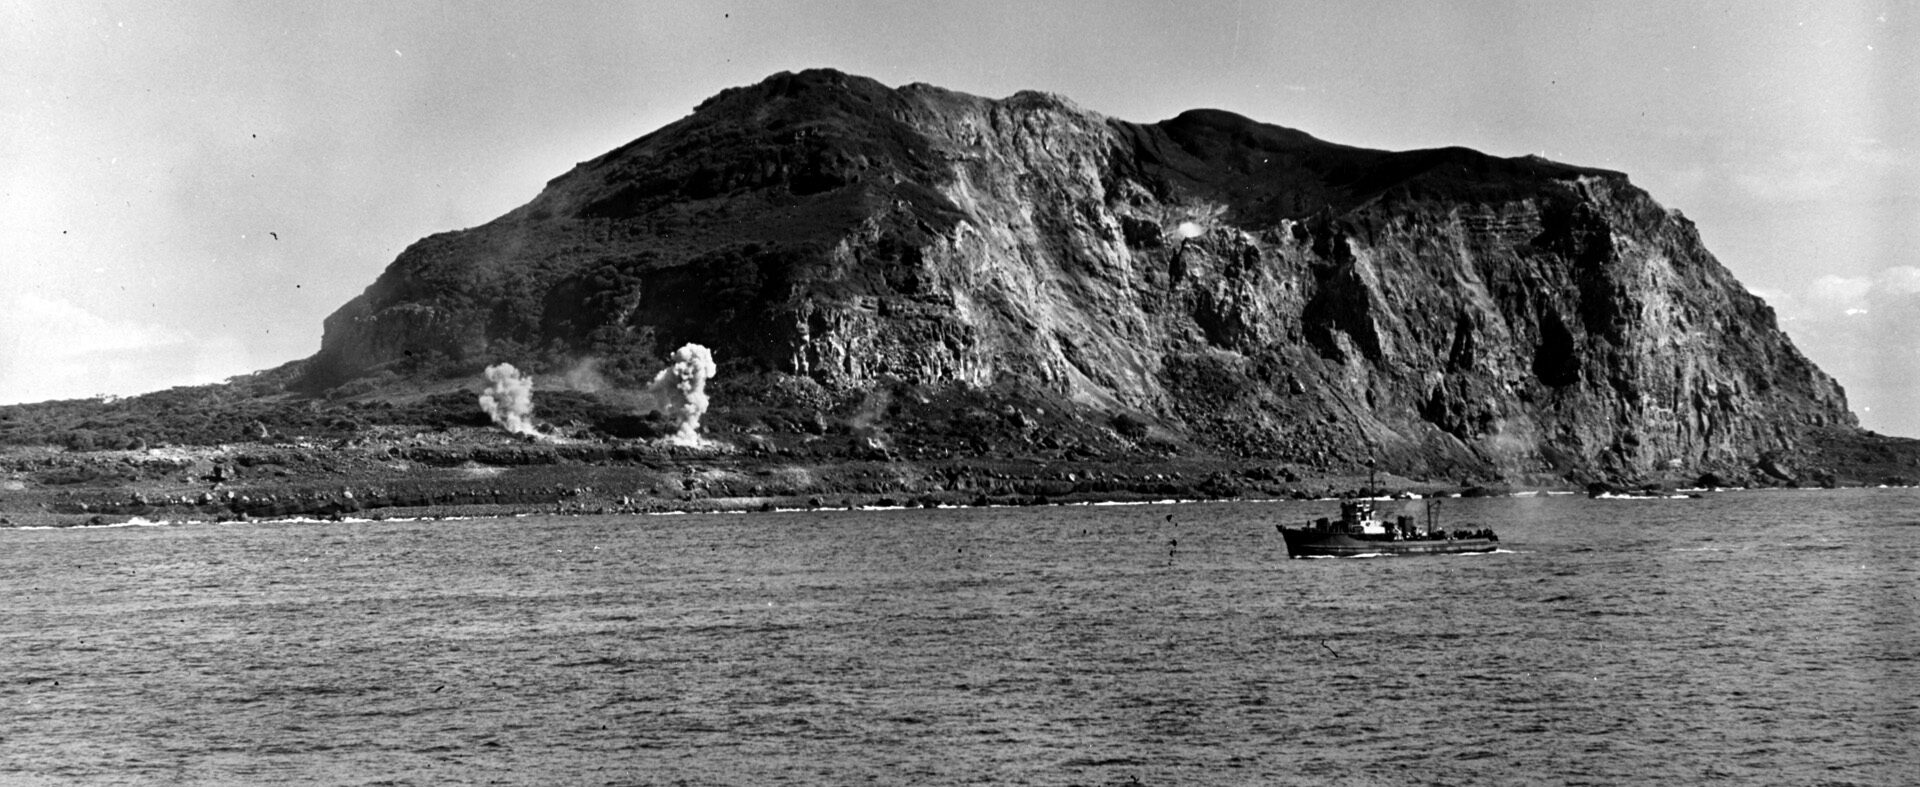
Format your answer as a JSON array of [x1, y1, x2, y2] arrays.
[[1280, 529, 1499, 558]]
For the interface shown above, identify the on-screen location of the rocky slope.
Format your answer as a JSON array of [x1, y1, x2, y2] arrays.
[[300, 68, 1862, 485]]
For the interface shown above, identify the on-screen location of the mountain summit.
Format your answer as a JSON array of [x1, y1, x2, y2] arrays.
[[302, 68, 1854, 483]]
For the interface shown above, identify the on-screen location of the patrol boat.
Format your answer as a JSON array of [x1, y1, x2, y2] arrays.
[[1278, 498, 1499, 558]]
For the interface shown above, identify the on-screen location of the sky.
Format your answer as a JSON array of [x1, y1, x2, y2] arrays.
[[4, 1, 1916, 435]]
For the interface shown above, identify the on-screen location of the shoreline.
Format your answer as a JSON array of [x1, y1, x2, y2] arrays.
[[10, 476, 1905, 530], [0, 473, 1528, 528], [4, 428, 1895, 528]]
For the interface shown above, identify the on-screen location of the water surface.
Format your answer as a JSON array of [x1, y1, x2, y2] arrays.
[[4, 489, 1917, 784]]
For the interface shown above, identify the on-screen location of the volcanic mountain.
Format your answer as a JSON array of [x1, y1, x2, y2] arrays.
[[300, 68, 1867, 484]]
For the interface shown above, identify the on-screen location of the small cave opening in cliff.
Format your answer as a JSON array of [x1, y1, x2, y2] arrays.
[[1446, 313, 1477, 371], [1532, 309, 1582, 387]]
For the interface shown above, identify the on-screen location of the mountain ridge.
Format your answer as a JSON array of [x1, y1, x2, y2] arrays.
[[14, 68, 1888, 493]]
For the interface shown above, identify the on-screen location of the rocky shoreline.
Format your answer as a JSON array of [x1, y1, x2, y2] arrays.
[[0, 433, 1512, 528], [9, 424, 1910, 529]]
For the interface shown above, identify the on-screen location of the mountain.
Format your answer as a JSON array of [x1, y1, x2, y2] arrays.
[[298, 68, 1866, 485]]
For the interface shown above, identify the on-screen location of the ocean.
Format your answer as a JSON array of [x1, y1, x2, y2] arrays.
[[3, 489, 1917, 785]]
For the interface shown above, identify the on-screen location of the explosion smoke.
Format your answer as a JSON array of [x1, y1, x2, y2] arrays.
[[559, 356, 610, 393], [644, 343, 717, 445], [478, 363, 538, 437]]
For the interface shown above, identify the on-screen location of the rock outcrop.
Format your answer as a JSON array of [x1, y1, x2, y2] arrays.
[[302, 68, 1856, 483]]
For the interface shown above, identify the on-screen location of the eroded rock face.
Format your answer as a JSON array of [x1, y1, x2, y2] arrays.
[[304, 68, 1853, 481]]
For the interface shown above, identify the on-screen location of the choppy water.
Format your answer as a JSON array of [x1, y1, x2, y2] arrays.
[[3, 489, 1918, 785]]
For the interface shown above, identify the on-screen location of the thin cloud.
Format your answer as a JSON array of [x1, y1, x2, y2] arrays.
[[1769, 264, 1920, 436], [0, 292, 241, 404]]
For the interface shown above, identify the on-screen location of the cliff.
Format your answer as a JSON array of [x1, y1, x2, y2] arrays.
[[300, 68, 1858, 484]]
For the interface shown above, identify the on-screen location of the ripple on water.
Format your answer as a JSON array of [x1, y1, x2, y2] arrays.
[[0, 490, 1917, 784]]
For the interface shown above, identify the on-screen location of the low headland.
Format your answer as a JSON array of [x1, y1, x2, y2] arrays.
[[4, 381, 1910, 529]]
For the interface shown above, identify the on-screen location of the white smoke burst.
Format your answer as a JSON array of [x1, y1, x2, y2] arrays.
[[644, 343, 717, 445], [559, 356, 611, 393], [478, 362, 539, 437]]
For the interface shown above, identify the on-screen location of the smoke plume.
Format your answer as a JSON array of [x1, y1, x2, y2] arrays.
[[479, 362, 539, 437], [847, 387, 891, 432], [644, 343, 717, 445], [559, 356, 610, 393]]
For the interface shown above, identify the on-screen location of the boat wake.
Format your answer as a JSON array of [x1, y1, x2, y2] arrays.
[[1304, 547, 1518, 560], [1592, 492, 1697, 500]]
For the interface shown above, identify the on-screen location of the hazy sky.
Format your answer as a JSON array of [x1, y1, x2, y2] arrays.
[[5, 1, 1916, 435]]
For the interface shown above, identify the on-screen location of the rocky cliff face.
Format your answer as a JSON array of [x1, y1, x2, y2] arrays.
[[304, 69, 1855, 483]]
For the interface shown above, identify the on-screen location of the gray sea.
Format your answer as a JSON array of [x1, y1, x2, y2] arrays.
[[3, 488, 1917, 785]]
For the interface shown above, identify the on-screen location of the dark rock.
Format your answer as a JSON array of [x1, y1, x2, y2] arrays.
[[1757, 455, 1796, 482], [1111, 412, 1152, 439]]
